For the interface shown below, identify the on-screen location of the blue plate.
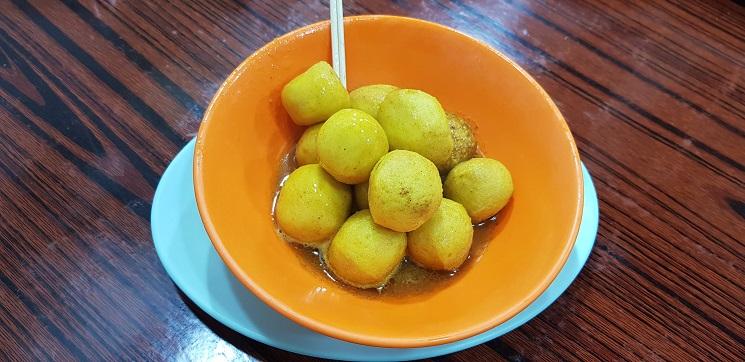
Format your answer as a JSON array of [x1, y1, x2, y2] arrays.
[[152, 139, 598, 361]]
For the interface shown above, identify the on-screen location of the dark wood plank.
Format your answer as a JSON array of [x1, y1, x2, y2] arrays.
[[0, 0, 742, 360]]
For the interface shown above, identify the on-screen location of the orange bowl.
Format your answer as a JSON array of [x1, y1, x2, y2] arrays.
[[194, 15, 583, 348]]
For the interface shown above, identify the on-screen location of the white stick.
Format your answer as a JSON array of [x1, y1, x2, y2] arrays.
[[330, 0, 346, 88]]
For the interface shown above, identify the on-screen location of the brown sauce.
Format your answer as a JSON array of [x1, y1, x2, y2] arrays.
[[284, 220, 498, 300]]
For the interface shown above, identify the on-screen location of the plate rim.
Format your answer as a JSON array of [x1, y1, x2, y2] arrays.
[[152, 139, 599, 361]]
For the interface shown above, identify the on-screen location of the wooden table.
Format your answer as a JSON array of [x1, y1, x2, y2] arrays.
[[0, 1, 742, 360]]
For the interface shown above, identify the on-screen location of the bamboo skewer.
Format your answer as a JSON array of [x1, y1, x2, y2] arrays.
[[330, 0, 347, 88]]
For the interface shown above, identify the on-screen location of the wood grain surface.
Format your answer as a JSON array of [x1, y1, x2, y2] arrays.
[[0, 0, 743, 360]]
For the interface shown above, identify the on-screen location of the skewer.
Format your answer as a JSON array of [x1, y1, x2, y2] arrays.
[[330, 0, 347, 88]]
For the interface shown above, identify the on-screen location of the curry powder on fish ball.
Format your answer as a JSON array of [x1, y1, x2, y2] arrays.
[[368, 150, 442, 232], [377, 89, 453, 170], [317, 109, 389, 184], [441, 112, 477, 173], [444, 158, 513, 223], [349, 84, 398, 119], [281, 61, 349, 126], [325, 210, 407, 289], [275, 164, 352, 245], [408, 198, 474, 271], [295, 123, 322, 166]]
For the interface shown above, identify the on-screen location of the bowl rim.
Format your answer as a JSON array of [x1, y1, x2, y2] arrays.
[[193, 14, 584, 348]]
